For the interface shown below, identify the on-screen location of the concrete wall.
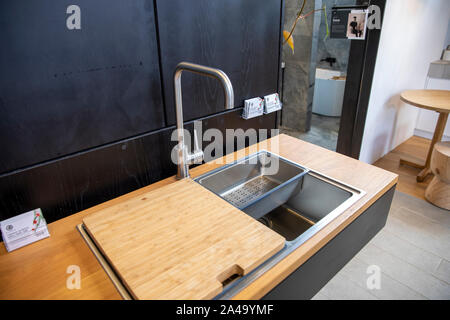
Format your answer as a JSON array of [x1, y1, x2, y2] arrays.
[[359, 0, 450, 164], [282, 0, 355, 132], [315, 0, 356, 72], [281, 0, 318, 132]]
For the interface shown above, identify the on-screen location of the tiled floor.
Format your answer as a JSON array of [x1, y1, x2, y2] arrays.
[[312, 191, 450, 300], [281, 114, 341, 151]]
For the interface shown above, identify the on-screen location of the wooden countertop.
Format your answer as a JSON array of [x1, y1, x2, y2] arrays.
[[0, 134, 398, 300]]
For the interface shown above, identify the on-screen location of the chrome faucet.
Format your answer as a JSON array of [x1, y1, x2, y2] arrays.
[[173, 62, 234, 179]]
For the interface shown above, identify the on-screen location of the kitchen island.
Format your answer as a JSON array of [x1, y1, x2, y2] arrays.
[[0, 134, 398, 299]]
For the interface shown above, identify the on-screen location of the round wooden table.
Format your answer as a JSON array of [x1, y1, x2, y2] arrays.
[[399, 90, 450, 182]]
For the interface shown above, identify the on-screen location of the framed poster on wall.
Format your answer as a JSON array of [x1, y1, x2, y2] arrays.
[[330, 6, 368, 40]]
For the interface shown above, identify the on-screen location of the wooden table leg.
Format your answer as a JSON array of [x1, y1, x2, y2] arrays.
[[416, 112, 449, 182], [417, 167, 431, 182]]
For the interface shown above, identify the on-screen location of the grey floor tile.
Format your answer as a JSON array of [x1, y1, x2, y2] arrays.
[[310, 191, 450, 300], [338, 257, 427, 300], [391, 192, 450, 227], [355, 243, 450, 300], [369, 229, 442, 273], [311, 292, 330, 300], [317, 273, 378, 300], [385, 207, 450, 260], [434, 260, 450, 284]]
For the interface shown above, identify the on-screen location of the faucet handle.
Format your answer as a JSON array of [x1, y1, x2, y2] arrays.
[[186, 129, 204, 165], [193, 129, 201, 154]]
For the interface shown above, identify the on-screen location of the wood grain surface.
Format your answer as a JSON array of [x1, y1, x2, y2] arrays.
[[374, 136, 431, 200], [425, 142, 450, 210], [82, 179, 285, 300], [0, 134, 398, 299], [400, 90, 450, 113]]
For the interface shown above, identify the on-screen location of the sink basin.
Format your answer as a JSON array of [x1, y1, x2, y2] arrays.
[[256, 172, 355, 242], [258, 205, 315, 242], [195, 152, 366, 299], [195, 151, 309, 219]]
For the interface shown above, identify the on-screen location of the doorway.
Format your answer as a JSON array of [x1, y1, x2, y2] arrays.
[[279, 0, 385, 158]]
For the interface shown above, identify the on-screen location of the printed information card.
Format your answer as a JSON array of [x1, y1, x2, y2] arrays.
[[0, 209, 50, 252]]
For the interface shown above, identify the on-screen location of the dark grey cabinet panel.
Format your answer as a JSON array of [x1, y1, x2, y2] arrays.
[[263, 186, 395, 300], [0, 0, 164, 173], [156, 0, 282, 124]]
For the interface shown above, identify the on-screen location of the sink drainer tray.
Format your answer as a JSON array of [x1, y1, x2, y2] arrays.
[[196, 151, 309, 219], [222, 176, 280, 208]]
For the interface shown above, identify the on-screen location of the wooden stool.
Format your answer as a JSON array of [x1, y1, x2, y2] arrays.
[[425, 142, 450, 210]]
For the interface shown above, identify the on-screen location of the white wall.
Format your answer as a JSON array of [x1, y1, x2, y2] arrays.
[[359, 0, 450, 164], [446, 19, 450, 49], [415, 20, 450, 140]]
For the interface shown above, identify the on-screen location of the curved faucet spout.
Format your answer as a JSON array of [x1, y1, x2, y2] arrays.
[[174, 62, 234, 109], [173, 62, 235, 179]]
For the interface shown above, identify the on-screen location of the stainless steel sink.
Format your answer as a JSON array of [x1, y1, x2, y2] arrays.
[[196, 151, 309, 219], [258, 205, 315, 242], [255, 172, 357, 242], [195, 151, 365, 299], [78, 151, 365, 300]]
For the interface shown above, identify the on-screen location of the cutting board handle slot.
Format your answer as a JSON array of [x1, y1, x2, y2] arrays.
[[217, 264, 244, 287]]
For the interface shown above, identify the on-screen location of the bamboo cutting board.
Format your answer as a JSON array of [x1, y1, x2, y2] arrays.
[[82, 179, 285, 300]]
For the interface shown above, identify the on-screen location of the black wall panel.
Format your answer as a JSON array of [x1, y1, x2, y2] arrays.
[[0, 111, 276, 223], [0, 0, 164, 173], [156, 0, 282, 124], [336, 0, 386, 158], [0, 0, 282, 224]]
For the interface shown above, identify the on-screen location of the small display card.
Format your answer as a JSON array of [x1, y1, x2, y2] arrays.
[[0, 209, 50, 252], [243, 97, 264, 120], [264, 93, 282, 114]]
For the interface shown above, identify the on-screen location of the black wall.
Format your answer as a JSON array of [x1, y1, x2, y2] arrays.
[[0, 1, 165, 173], [156, 0, 282, 124], [0, 0, 284, 223], [336, 0, 386, 158]]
